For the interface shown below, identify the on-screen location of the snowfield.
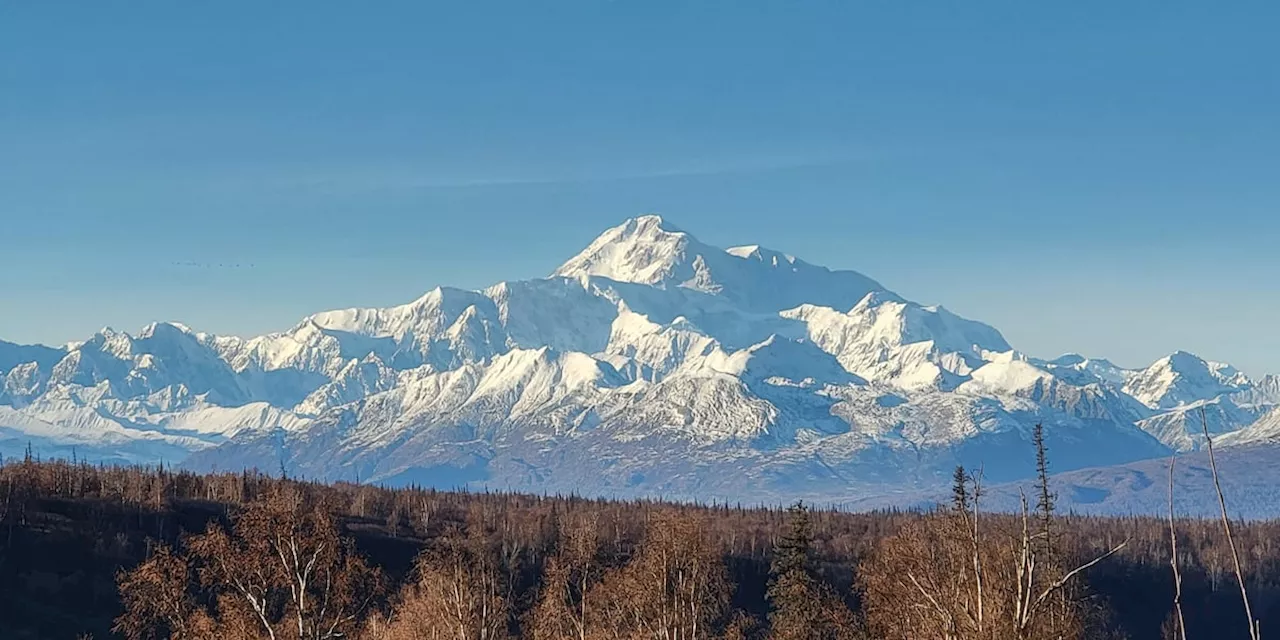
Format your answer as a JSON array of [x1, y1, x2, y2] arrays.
[[2, 216, 1277, 508]]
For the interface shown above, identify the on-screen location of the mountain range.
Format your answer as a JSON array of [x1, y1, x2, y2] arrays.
[[3, 216, 1278, 511]]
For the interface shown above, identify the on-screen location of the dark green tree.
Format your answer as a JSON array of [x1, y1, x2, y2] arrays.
[[767, 502, 862, 640], [1033, 423, 1057, 557], [772, 501, 813, 578], [951, 465, 971, 515]]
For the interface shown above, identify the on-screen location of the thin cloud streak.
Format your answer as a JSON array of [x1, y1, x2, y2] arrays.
[[214, 153, 865, 196]]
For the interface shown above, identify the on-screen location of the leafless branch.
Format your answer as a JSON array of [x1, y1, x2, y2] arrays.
[[1202, 406, 1260, 640], [1169, 452, 1187, 640]]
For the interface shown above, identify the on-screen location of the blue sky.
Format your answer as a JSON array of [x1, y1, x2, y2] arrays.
[[1, 1, 1278, 375]]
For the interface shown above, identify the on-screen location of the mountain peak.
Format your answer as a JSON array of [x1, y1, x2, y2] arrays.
[[1126, 350, 1252, 409], [5, 214, 1278, 508], [1164, 350, 1205, 367], [554, 216, 887, 312], [552, 215, 694, 286], [852, 290, 908, 310], [138, 321, 195, 340], [627, 214, 683, 234], [1156, 351, 1245, 381]]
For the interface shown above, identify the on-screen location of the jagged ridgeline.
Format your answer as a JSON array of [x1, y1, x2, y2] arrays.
[[2, 216, 1279, 511]]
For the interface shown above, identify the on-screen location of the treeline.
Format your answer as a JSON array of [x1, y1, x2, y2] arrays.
[[0, 453, 1277, 638]]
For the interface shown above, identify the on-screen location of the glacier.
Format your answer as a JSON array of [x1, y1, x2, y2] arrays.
[[2, 215, 1278, 506]]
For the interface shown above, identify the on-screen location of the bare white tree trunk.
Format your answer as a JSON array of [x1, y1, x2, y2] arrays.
[[1168, 453, 1187, 640], [1201, 407, 1261, 640]]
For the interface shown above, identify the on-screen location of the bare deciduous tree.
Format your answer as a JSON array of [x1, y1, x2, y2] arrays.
[[532, 512, 605, 640], [376, 524, 512, 640], [1167, 453, 1187, 640], [115, 487, 384, 640], [1201, 407, 1261, 640], [114, 544, 197, 640], [863, 445, 1125, 640], [590, 511, 730, 640]]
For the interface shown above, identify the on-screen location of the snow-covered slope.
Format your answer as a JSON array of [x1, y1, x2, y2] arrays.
[[1124, 351, 1252, 410], [554, 215, 885, 312], [782, 292, 1011, 389], [0, 340, 64, 376], [1, 216, 1274, 506]]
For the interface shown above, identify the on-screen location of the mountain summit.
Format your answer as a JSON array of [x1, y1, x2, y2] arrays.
[[554, 215, 694, 286], [554, 215, 885, 312], [0, 217, 1275, 505]]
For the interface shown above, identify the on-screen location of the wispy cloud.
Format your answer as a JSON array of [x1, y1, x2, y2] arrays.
[[202, 151, 862, 196], [170, 261, 257, 270]]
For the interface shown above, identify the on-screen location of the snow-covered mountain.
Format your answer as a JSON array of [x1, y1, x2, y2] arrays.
[[1, 215, 1275, 506], [1124, 351, 1253, 410]]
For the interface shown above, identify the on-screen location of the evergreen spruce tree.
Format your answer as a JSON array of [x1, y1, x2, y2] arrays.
[[767, 502, 862, 639], [951, 465, 970, 515], [772, 501, 813, 578], [1033, 423, 1057, 556], [767, 502, 818, 639]]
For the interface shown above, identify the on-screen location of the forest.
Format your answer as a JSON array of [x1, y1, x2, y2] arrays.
[[1, 433, 1277, 640]]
